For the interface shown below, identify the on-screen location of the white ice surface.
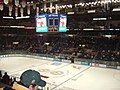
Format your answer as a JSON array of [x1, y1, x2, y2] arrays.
[[0, 56, 120, 90]]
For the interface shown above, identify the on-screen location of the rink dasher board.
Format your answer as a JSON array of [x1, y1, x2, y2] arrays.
[[0, 54, 54, 61]]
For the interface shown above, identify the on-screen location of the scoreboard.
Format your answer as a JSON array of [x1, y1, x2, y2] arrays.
[[36, 14, 67, 32]]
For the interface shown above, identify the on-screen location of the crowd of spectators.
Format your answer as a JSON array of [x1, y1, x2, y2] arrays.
[[0, 34, 119, 62], [0, 71, 15, 86], [0, 71, 43, 90], [0, 71, 16, 90]]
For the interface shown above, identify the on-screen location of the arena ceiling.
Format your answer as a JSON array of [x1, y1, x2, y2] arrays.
[[0, 0, 120, 19], [0, 0, 120, 35]]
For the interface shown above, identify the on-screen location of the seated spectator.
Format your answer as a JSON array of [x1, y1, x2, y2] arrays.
[[0, 71, 2, 82], [11, 78, 16, 86], [2, 72, 10, 85]]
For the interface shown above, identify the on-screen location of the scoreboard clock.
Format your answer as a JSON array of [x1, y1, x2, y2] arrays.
[[36, 14, 67, 32]]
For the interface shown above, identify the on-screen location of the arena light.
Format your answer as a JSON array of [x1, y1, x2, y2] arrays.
[[92, 1, 97, 5], [13, 42, 19, 45], [98, 1, 101, 4], [10, 26, 18, 28], [45, 43, 49, 45], [67, 29, 69, 31], [88, 2, 92, 5], [67, 4, 72, 8], [3, 16, 14, 19], [4, 0, 9, 5], [82, 44, 85, 47], [61, 5, 66, 8], [86, 2, 89, 5], [112, 0, 117, 3], [74, 2, 85, 7], [25, 27, 35, 29], [109, 29, 114, 30], [112, 7, 120, 11], [79, 3, 85, 6], [67, 12, 74, 15], [88, 10, 96, 13], [101, 0, 111, 4], [79, 44, 82, 47], [83, 28, 94, 30], [38, 34, 43, 37], [115, 29, 120, 30], [68, 34, 73, 37], [10, 26, 25, 28], [0, 26, 9, 28], [104, 35, 112, 38], [16, 16, 30, 19], [74, 29, 79, 30], [93, 18, 107, 20]]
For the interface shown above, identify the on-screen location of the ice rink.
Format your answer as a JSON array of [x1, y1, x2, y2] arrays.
[[0, 55, 120, 90]]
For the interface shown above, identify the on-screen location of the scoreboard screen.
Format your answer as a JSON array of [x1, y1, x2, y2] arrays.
[[36, 14, 48, 32], [36, 14, 67, 32], [59, 14, 67, 32]]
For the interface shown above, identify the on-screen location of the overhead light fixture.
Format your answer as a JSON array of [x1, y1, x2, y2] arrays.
[[45, 43, 49, 45], [88, 10, 96, 13], [38, 34, 43, 37], [115, 29, 119, 30], [10, 26, 25, 28], [16, 16, 30, 19], [109, 29, 114, 30], [104, 35, 112, 38], [93, 18, 107, 20], [0, 26, 9, 28], [112, 7, 120, 11], [68, 34, 73, 37], [67, 4, 72, 8], [74, 29, 79, 30], [13, 42, 19, 45], [25, 27, 35, 29], [83, 28, 94, 30], [67, 12, 74, 15], [3, 16, 14, 19]]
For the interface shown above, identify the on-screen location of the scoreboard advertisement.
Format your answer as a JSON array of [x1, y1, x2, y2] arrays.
[[36, 14, 67, 32], [59, 14, 67, 32], [36, 14, 48, 32]]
